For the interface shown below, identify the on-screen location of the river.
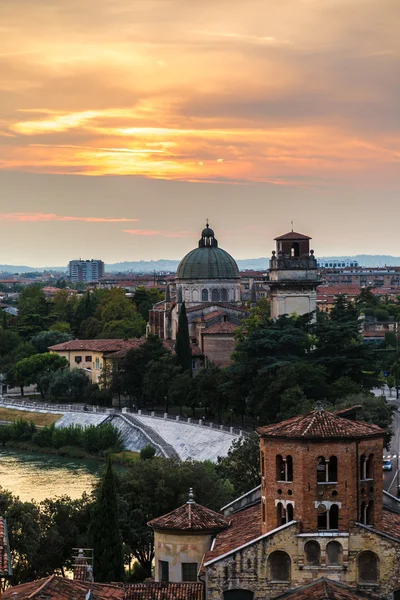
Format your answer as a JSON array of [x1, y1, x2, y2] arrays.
[[0, 448, 101, 502]]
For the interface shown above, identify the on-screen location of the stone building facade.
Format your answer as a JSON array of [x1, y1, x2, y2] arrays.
[[150, 406, 400, 600]]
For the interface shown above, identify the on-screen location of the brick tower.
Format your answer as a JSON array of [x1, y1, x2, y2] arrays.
[[257, 405, 385, 536], [269, 230, 319, 320]]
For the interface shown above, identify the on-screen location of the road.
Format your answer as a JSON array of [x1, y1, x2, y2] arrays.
[[379, 389, 400, 496]]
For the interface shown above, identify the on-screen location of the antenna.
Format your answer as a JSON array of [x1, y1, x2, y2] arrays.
[[291, 220, 294, 232], [72, 548, 94, 582]]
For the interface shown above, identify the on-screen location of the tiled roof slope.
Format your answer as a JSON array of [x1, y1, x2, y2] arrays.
[[202, 503, 262, 566], [378, 508, 400, 540], [2, 577, 203, 600], [1, 576, 124, 600], [275, 578, 382, 599], [202, 322, 238, 335], [257, 407, 385, 440], [148, 500, 230, 532], [49, 339, 145, 353], [274, 231, 311, 241], [0, 517, 11, 576], [124, 583, 204, 600]]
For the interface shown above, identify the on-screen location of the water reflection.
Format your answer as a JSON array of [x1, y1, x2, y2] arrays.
[[0, 448, 101, 502]]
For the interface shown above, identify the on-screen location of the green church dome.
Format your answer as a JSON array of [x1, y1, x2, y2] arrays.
[[176, 224, 240, 281]]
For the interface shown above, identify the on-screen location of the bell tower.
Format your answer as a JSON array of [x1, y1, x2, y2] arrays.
[[269, 230, 319, 320]]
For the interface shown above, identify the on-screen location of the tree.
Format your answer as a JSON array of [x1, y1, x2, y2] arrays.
[[10, 353, 69, 398], [175, 302, 192, 373], [133, 287, 164, 321], [335, 393, 394, 448], [99, 318, 145, 339], [143, 357, 182, 411], [46, 368, 91, 401], [17, 285, 49, 337], [90, 459, 124, 583], [31, 331, 72, 354], [216, 434, 260, 495]]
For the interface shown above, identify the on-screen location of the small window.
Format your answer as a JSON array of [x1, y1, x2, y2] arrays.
[[268, 551, 291, 582], [95, 358, 100, 370], [201, 289, 208, 302], [182, 562, 197, 582], [327, 541, 342, 566], [305, 541, 320, 566], [317, 456, 327, 483], [159, 560, 169, 582], [223, 592, 254, 600], [287, 503, 293, 521], [192, 359, 196, 370], [211, 288, 220, 302], [85, 355, 92, 362], [366, 501, 374, 525], [330, 504, 339, 529], [262, 502, 266, 523], [358, 551, 378, 584], [221, 288, 228, 302], [328, 456, 338, 482], [276, 455, 293, 482], [75, 356, 82, 364]]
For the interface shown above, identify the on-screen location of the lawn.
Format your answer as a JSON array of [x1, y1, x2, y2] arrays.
[[0, 408, 61, 427]]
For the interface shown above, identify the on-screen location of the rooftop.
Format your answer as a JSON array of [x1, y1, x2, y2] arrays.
[[124, 583, 204, 600], [257, 406, 385, 441], [274, 578, 381, 600], [202, 321, 238, 335], [148, 491, 230, 532], [275, 231, 311, 241], [49, 339, 145, 353]]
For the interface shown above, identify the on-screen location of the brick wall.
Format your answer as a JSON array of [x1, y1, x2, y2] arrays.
[[202, 335, 236, 367]]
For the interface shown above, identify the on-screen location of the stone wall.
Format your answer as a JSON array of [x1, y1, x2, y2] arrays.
[[154, 531, 212, 582], [205, 522, 400, 599], [202, 335, 236, 368]]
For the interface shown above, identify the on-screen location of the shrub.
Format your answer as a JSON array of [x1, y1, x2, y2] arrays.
[[140, 444, 156, 460]]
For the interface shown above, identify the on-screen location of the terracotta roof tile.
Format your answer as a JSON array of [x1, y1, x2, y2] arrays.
[[378, 508, 400, 540], [124, 583, 204, 600], [49, 339, 145, 353], [274, 231, 311, 241], [202, 503, 262, 565], [274, 578, 381, 599], [203, 310, 224, 321], [2, 576, 124, 600], [202, 322, 238, 335], [185, 303, 248, 313], [0, 517, 11, 576], [257, 408, 385, 441], [148, 500, 230, 532]]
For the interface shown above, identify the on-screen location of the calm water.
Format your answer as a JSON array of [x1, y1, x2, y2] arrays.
[[0, 448, 101, 502]]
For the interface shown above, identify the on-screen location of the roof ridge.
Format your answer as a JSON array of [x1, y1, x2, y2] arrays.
[[28, 574, 55, 599]]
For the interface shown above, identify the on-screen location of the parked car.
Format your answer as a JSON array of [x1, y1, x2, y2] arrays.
[[383, 459, 393, 471]]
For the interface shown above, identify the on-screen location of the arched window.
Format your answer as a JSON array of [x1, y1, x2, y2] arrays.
[[360, 454, 366, 480], [358, 551, 378, 583], [366, 454, 374, 479], [211, 288, 220, 302], [277, 502, 285, 527], [221, 288, 228, 302], [305, 541, 320, 566], [317, 504, 327, 530], [286, 456, 293, 481], [330, 504, 339, 529], [328, 456, 338, 482], [268, 551, 291, 582], [366, 501, 374, 525], [317, 456, 327, 483], [202, 289, 208, 302], [223, 591, 254, 600], [276, 455, 292, 482], [360, 501, 366, 524], [287, 503, 294, 522], [327, 541, 342, 566], [291, 242, 300, 257]]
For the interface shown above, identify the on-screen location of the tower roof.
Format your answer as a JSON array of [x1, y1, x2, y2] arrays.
[[148, 491, 230, 532], [256, 406, 385, 441], [274, 231, 311, 241]]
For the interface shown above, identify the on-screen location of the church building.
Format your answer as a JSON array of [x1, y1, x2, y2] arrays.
[[149, 406, 400, 599], [148, 223, 248, 368]]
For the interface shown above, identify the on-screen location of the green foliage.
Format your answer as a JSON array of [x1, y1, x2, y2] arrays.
[[140, 444, 156, 460], [31, 330, 72, 353], [175, 302, 192, 373], [10, 353, 69, 396], [90, 459, 124, 582], [132, 287, 164, 320], [99, 318, 145, 339], [17, 284, 49, 337], [45, 368, 91, 401], [31, 422, 124, 454], [216, 433, 260, 495], [335, 393, 394, 448]]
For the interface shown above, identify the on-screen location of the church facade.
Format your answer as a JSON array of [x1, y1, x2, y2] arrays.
[[149, 406, 400, 600]]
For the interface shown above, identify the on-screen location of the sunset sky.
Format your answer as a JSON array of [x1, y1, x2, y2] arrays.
[[1, 0, 399, 266]]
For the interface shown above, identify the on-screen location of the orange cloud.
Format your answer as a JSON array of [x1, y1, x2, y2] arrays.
[[0, 213, 137, 223], [123, 229, 193, 238]]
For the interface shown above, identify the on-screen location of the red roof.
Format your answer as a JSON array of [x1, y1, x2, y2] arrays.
[[257, 407, 385, 441], [124, 583, 204, 600], [202, 503, 262, 566], [275, 231, 311, 241], [49, 339, 145, 353], [148, 500, 230, 532], [274, 578, 378, 599], [379, 508, 400, 540], [2, 576, 124, 600], [0, 518, 10, 576], [202, 321, 238, 335]]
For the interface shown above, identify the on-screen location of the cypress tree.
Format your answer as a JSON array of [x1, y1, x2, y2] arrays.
[[175, 302, 192, 374], [2, 311, 8, 330], [90, 458, 124, 582]]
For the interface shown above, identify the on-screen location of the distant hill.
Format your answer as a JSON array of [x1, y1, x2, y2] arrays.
[[2, 255, 400, 275]]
